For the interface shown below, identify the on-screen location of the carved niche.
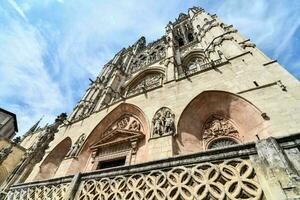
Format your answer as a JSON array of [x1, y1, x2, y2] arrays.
[[152, 107, 176, 138], [89, 115, 144, 168], [127, 73, 163, 96], [202, 115, 239, 149]]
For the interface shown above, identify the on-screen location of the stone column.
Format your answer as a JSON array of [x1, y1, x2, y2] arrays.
[[148, 135, 174, 160], [250, 138, 300, 200]]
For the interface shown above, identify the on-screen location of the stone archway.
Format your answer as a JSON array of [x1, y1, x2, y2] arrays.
[[66, 103, 149, 175], [34, 137, 72, 180], [176, 90, 266, 155]]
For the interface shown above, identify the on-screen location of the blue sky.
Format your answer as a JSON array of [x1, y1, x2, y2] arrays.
[[0, 0, 299, 136]]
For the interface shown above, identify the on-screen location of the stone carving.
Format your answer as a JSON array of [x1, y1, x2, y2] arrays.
[[152, 107, 176, 137], [102, 115, 143, 139], [77, 158, 263, 200], [117, 116, 130, 129], [127, 73, 163, 96], [130, 37, 166, 74], [3, 113, 67, 189], [129, 120, 141, 131], [187, 57, 204, 71], [0, 146, 12, 164], [66, 134, 86, 158], [7, 182, 70, 200], [203, 115, 238, 141]]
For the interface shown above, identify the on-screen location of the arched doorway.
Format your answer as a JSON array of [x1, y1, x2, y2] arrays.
[[34, 137, 72, 180], [176, 90, 266, 154], [66, 103, 149, 175]]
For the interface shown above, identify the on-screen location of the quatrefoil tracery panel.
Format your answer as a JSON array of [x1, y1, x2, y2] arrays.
[[77, 158, 263, 200]]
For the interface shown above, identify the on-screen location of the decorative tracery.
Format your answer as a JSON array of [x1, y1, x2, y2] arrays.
[[89, 115, 144, 169], [202, 115, 239, 149], [127, 73, 163, 96]]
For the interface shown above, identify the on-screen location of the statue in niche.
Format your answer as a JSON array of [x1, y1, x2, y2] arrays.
[[203, 115, 238, 141], [66, 134, 85, 158], [152, 107, 176, 137]]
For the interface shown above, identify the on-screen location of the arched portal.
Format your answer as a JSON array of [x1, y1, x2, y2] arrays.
[[66, 103, 149, 175], [34, 137, 71, 180], [176, 90, 266, 154]]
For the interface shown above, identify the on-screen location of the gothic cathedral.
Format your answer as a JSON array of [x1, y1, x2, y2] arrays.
[[2, 6, 300, 200]]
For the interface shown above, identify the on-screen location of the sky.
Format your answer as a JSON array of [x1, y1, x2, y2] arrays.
[[0, 0, 299, 137]]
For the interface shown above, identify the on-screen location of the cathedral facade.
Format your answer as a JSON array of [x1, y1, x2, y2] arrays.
[[2, 7, 300, 200]]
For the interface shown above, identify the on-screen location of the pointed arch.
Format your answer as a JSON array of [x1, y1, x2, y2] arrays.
[[181, 49, 207, 67], [66, 103, 149, 175], [176, 90, 266, 154], [34, 137, 72, 180], [124, 67, 165, 97]]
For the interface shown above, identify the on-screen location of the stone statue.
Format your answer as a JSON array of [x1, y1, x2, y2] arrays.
[[66, 134, 86, 158], [152, 107, 176, 137], [152, 113, 163, 136], [203, 115, 238, 141], [129, 120, 141, 131], [0, 146, 12, 164], [164, 111, 175, 135]]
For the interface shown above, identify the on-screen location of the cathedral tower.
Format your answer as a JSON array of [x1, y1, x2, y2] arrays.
[[4, 7, 300, 200]]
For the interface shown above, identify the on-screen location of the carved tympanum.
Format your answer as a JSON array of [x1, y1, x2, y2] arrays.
[[66, 134, 85, 158], [202, 115, 239, 149], [89, 115, 144, 167], [152, 107, 176, 137]]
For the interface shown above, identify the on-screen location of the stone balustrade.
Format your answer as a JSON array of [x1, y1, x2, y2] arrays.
[[6, 133, 300, 200]]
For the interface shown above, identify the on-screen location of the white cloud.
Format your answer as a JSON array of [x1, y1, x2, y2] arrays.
[[0, 7, 65, 135], [8, 0, 28, 21], [0, 0, 299, 136]]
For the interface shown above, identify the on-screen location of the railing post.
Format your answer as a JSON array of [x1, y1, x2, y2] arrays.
[[250, 137, 300, 200], [64, 173, 82, 200]]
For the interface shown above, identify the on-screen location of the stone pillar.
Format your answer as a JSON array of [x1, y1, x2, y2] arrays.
[[250, 138, 300, 200], [148, 135, 174, 160]]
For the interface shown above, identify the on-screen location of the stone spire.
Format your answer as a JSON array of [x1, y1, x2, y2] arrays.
[[23, 116, 43, 137]]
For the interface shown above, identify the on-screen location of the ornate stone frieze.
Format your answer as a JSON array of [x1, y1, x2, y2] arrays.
[[203, 115, 238, 140], [90, 115, 144, 166], [66, 134, 85, 158], [152, 107, 176, 138], [202, 115, 239, 149], [127, 73, 163, 96], [130, 44, 166, 74]]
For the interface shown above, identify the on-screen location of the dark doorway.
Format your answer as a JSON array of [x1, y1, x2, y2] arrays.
[[97, 157, 126, 170]]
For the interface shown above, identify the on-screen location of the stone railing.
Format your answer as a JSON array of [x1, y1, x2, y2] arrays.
[[178, 59, 222, 79], [5, 133, 300, 200], [6, 175, 73, 200]]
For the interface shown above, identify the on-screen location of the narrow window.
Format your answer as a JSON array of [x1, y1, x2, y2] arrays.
[[178, 38, 184, 47], [188, 33, 194, 42]]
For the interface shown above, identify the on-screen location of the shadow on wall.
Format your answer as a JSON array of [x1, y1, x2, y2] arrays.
[[175, 90, 266, 155], [34, 137, 72, 181]]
